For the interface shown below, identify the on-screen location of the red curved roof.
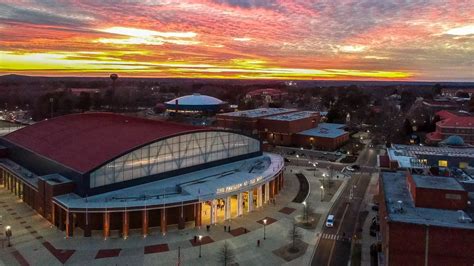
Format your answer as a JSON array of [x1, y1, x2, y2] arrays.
[[3, 113, 201, 173]]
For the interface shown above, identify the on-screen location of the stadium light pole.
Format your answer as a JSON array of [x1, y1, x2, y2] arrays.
[[320, 186, 324, 202], [198, 235, 202, 258], [263, 218, 267, 240]]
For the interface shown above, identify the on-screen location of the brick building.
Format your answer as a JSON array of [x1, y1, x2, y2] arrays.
[[217, 108, 349, 150], [379, 171, 474, 265], [426, 110, 474, 145]]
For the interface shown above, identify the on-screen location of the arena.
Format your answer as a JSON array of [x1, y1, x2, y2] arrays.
[[0, 113, 284, 238]]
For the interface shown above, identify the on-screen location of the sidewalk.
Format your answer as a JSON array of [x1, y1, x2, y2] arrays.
[[0, 165, 346, 266], [360, 172, 379, 266]]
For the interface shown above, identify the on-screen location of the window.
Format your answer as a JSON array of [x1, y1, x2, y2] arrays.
[[459, 162, 468, 169], [438, 160, 448, 167], [445, 193, 461, 200], [89, 131, 260, 188]]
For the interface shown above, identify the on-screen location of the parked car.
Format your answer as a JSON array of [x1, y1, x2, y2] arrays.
[[325, 214, 335, 227]]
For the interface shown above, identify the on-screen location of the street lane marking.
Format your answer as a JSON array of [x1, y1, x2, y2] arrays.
[[327, 202, 350, 266]]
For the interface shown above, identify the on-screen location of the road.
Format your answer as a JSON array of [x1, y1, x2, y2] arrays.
[[311, 147, 378, 266]]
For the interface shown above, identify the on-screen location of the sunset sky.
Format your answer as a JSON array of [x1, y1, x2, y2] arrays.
[[0, 0, 473, 81]]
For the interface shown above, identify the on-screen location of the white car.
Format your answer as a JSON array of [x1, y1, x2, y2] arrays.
[[345, 166, 356, 172], [325, 214, 335, 227]]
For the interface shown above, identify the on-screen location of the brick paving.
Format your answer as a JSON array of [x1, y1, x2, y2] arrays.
[[95, 248, 122, 259], [279, 207, 296, 215], [228, 227, 250, 237], [144, 244, 170, 254]]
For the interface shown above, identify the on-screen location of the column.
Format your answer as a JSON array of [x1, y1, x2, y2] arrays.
[[103, 212, 110, 239], [160, 208, 167, 234], [270, 180, 275, 199], [257, 186, 263, 208], [281, 173, 284, 189], [210, 199, 217, 225], [122, 211, 129, 239], [248, 190, 254, 212], [84, 212, 91, 237], [51, 203, 56, 226], [58, 207, 64, 231], [237, 193, 243, 216], [66, 211, 73, 237], [195, 203, 202, 227], [279, 173, 283, 190], [142, 210, 149, 237], [264, 182, 270, 203], [178, 205, 185, 230], [225, 196, 231, 220], [275, 176, 280, 195]]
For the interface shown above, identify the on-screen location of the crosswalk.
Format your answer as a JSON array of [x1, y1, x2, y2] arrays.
[[319, 233, 351, 242]]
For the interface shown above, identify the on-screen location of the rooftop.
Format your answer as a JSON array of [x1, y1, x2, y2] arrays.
[[165, 93, 224, 106], [3, 113, 201, 173], [438, 115, 474, 128], [261, 111, 318, 121], [412, 174, 465, 191], [246, 88, 287, 97], [297, 123, 347, 138], [54, 153, 283, 210], [219, 108, 296, 118], [388, 144, 474, 168], [381, 171, 474, 229]]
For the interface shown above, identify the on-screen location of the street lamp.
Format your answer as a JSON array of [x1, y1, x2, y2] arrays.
[[5, 225, 12, 247], [263, 218, 267, 240], [309, 161, 318, 176], [198, 235, 203, 258], [302, 201, 307, 223], [320, 186, 324, 202], [296, 154, 299, 166]]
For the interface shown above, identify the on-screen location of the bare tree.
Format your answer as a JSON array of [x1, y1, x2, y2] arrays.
[[288, 222, 302, 252], [217, 241, 235, 266], [302, 202, 314, 224]]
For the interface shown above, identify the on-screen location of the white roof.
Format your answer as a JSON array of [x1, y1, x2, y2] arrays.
[[166, 93, 224, 106], [54, 153, 284, 210]]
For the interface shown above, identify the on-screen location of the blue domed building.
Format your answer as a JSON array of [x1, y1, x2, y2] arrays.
[[165, 93, 227, 114], [439, 135, 465, 147]]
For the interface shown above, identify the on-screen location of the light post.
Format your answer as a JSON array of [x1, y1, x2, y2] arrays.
[[309, 162, 318, 176], [198, 235, 202, 258], [320, 186, 324, 202], [263, 218, 267, 240], [302, 201, 307, 223], [5, 225, 12, 247], [296, 154, 299, 166]]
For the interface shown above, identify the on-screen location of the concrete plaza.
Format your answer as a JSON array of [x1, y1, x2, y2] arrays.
[[0, 165, 349, 266]]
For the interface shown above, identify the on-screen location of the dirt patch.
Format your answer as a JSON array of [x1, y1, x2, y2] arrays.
[[321, 180, 342, 202], [295, 213, 321, 230], [272, 239, 308, 262]]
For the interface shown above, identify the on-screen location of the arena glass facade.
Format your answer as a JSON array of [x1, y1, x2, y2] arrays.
[[90, 131, 259, 188]]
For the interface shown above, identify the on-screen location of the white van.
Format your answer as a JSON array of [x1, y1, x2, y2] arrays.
[[326, 214, 335, 227]]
